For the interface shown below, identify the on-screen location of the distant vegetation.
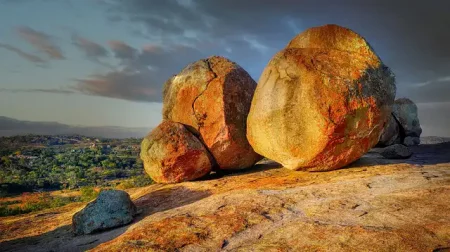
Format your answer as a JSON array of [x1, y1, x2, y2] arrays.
[[0, 135, 152, 197]]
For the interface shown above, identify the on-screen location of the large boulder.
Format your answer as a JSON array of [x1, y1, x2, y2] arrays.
[[392, 98, 422, 144], [247, 24, 396, 171], [162, 56, 261, 170], [72, 190, 137, 235], [140, 120, 213, 183], [378, 114, 401, 146]]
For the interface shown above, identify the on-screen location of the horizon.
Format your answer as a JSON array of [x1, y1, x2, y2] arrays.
[[1, 0, 449, 137]]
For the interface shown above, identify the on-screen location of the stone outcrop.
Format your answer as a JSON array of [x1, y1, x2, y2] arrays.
[[247, 24, 396, 171], [72, 190, 137, 235], [163, 56, 261, 170], [392, 98, 422, 145], [378, 98, 422, 146], [140, 120, 214, 183]]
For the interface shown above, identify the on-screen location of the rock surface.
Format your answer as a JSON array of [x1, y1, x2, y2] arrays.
[[393, 98, 422, 141], [140, 120, 213, 183], [163, 56, 261, 170], [247, 25, 396, 171], [1, 138, 450, 252], [378, 114, 401, 146], [380, 144, 412, 159], [72, 190, 137, 235]]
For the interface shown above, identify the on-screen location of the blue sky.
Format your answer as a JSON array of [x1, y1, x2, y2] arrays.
[[0, 0, 449, 136]]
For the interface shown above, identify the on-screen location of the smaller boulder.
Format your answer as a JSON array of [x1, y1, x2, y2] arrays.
[[380, 144, 412, 159], [72, 190, 137, 235], [140, 120, 213, 183], [378, 114, 401, 146], [404, 136, 420, 146], [392, 98, 422, 139]]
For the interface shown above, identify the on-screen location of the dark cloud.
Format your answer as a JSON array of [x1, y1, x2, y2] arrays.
[[108, 40, 138, 61], [72, 41, 206, 102], [71, 34, 113, 69], [72, 35, 109, 59], [98, 0, 450, 101], [16, 26, 65, 60], [0, 43, 46, 65]]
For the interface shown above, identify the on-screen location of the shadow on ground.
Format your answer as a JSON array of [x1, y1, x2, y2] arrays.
[[0, 186, 212, 252]]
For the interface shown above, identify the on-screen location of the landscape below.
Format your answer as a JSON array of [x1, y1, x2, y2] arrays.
[[0, 137, 449, 251]]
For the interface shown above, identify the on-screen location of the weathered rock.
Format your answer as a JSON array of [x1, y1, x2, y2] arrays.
[[140, 120, 213, 183], [72, 190, 137, 235], [392, 98, 422, 140], [286, 24, 380, 62], [162, 56, 261, 170], [404, 136, 421, 146], [378, 114, 401, 146], [247, 25, 396, 171], [380, 144, 412, 159]]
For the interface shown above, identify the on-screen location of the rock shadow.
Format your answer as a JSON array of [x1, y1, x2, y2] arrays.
[[0, 186, 212, 252]]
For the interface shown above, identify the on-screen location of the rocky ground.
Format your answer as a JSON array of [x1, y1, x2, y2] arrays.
[[1, 137, 449, 252]]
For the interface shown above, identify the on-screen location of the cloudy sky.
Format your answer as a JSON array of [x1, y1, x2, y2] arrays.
[[0, 0, 449, 136]]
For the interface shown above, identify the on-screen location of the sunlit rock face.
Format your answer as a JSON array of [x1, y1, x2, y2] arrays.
[[247, 24, 396, 171], [140, 120, 213, 183], [163, 56, 261, 170]]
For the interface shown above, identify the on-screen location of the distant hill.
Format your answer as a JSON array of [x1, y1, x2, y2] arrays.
[[0, 116, 151, 138]]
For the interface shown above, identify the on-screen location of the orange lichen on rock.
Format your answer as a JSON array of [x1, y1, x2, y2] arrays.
[[247, 24, 396, 171], [140, 120, 213, 183], [163, 56, 261, 170]]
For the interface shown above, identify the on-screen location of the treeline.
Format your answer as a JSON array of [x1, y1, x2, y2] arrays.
[[0, 135, 150, 196]]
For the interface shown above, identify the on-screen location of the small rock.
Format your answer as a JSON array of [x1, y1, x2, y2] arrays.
[[72, 190, 137, 235], [380, 144, 412, 159], [392, 98, 422, 140], [404, 136, 420, 146], [140, 120, 213, 183]]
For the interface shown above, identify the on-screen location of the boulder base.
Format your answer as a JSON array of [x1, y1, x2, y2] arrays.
[[380, 144, 412, 159]]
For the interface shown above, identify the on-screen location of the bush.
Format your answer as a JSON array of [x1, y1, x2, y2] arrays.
[[0, 192, 78, 217], [80, 186, 101, 202]]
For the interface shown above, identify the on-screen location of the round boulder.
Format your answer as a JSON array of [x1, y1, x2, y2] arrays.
[[380, 144, 412, 159], [247, 25, 396, 171], [72, 190, 137, 235], [162, 56, 261, 170], [378, 114, 401, 146], [392, 98, 422, 139], [140, 120, 213, 183]]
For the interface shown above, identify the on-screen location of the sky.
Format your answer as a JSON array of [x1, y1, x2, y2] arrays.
[[0, 0, 449, 136]]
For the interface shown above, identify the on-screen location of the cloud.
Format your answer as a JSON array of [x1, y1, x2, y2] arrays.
[[71, 34, 113, 69], [412, 76, 450, 88], [0, 88, 75, 94], [71, 41, 207, 102], [16, 26, 65, 60], [108, 40, 137, 61], [0, 42, 46, 65], [72, 35, 109, 59]]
